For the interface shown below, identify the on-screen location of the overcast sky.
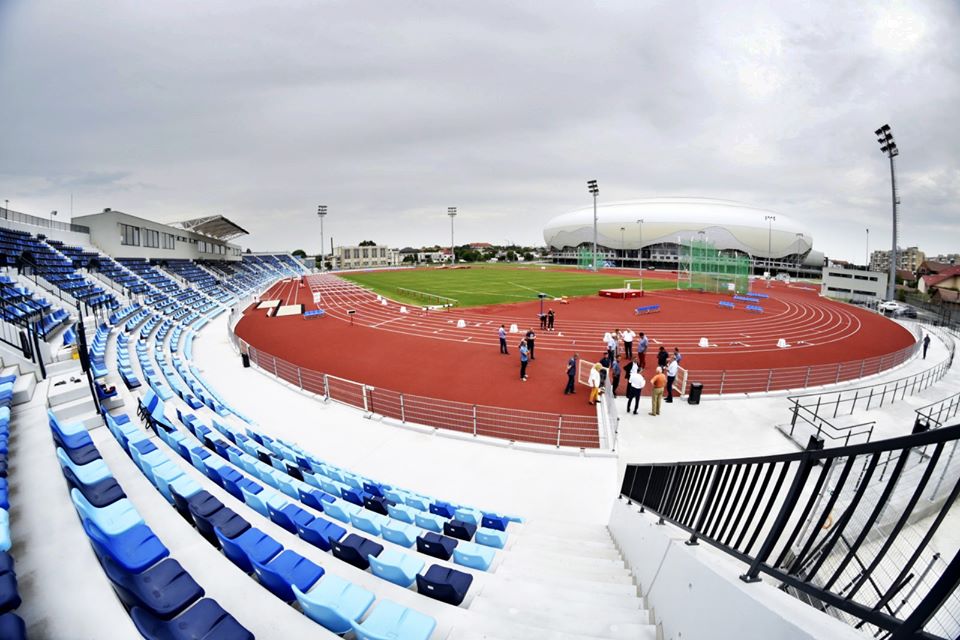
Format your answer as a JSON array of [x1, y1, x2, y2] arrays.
[[1, 1, 957, 261]]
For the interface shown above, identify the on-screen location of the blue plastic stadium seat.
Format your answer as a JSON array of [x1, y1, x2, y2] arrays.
[[296, 516, 346, 552], [380, 519, 419, 548], [57, 441, 102, 466], [330, 533, 383, 571], [251, 550, 324, 603], [416, 532, 458, 561], [71, 490, 144, 536], [323, 499, 360, 524], [0, 612, 26, 640], [475, 527, 507, 549], [369, 548, 425, 588], [351, 600, 436, 640], [131, 597, 253, 640], [215, 527, 282, 575], [363, 495, 391, 516], [268, 502, 314, 534], [386, 503, 416, 524], [0, 569, 21, 614], [443, 519, 477, 542], [362, 481, 384, 498], [429, 501, 455, 519], [416, 564, 473, 606], [454, 508, 481, 526], [350, 510, 388, 537], [82, 518, 169, 573], [57, 448, 111, 485], [191, 504, 250, 547], [293, 575, 375, 635], [453, 541, 495, 571], [185, 491, 222, 521], [298, 487, 335, 511], [414, 511, 445, 533], [340, 487, 367, 506], [61, 465, 126, 507], [404, 495, 428, 511], [99, 554, 204, 620], [481, 513, 510, 531]]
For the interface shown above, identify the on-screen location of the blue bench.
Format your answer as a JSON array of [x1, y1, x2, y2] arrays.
[[634, 304, 661, 315], [749, 292, 769, 299], [718, 301, 735, 310], [746, 305, 764, 313], [304, 309, 326, 319], [733, 295, 760, 303]]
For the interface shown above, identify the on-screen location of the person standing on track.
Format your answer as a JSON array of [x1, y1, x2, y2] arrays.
[[622, 328, 635, 360], [526, 328, 537, 359], [650, 367, 666, 416], [547, 309, 555, 331], [588, 362, 603, 405], [539, 312, 547, 330], [564, 353, 578, 394], [665, 356, 679, 403], [673, 347, 682, 366], [657, 346, 668, 368], [626, 362, 645, 415], [637, 332, 648, 368], [519, 340, 529, 381], [610, 357, 622, 397], [606, 331, 618, 362], [498, 325, 508, 355]]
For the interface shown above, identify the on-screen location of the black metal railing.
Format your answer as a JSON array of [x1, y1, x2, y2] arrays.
[[915, 392, 960, 431], [620, 424, 960, 639], [1, 206, 90, 234]]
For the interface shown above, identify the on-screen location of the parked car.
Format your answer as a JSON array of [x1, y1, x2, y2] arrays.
[[878, 300, 904, 313], [901, 306, 918, 318]]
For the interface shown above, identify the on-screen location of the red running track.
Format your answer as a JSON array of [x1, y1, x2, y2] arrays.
[[235, 275, 915, 443]]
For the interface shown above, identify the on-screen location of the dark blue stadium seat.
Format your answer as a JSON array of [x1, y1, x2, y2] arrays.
[[267, 503, 314, 534], [330, 533, 383, 570], [185, 491, 222, 522], [100, 554, 204, 620], [363, 495, 391, 516], [416, 532, 458, 561], [82, 518, 169, 573], [192, 506, 250, 547], [296, 516, 346, 552], [298, 487, 335, 511], [0, 570, 21, 614], [340, 487, 367, 506], [131, 598, 253, 640], [0, 552, 12, 575], [61, 465, 126, 507], [429, 501, 455, 518], [481, 514, 510, 531], [443, 519, 477, 542], [57, 441, 102, 466], [251, 550, 324, 603], [216, 527, 282, 575], [0, 612, 26, 640], [416, 565, 473, 606]]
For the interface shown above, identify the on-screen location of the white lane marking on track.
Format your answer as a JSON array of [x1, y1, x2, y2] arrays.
[[372, 317, 404, 328]]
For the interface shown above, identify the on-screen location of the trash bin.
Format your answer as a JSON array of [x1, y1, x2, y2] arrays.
[[241, 353, 250, 368], [688, 382, 703, 405]]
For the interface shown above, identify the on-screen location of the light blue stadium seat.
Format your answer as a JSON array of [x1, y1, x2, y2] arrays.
[[302, 472, 324, 490], [144, 459, 183, 491], [351, 600, 436, 640], [368, 548, 425, 588], [404, 495, 428, 511], [0, 509, 9, 552], [57, 448, 111, 484], [350, 511, 388, 537], [454, 508, 481, 526], [273, 473, 299, 499], [216, 526, 282, 575], [293, 575, 375, 635], [251, 550, 324, 603], [475, 527, 507, 549], [414, 511, 445, 533], [386, 503, 416, 524], [241, 486, 275, 518], [453, 541, 495, 571], [164, 475, 203, 506], [323, 499, 360, 524], [71, 489, 144, 536], [380, 520, 419, 548]]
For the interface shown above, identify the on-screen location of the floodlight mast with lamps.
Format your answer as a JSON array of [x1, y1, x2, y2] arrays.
[[875, 124, 899, 300], [636, 219, 644, 276], [448, 207, 457, 264], [764, 215, 776, 287], [317, 205, 327, 271], [587, 180, 599, 271]]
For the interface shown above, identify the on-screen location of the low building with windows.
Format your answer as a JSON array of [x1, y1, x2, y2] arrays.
[[332, 244, 400, 270], [820, 266, 888, 303], [72, 209, 245, 260]]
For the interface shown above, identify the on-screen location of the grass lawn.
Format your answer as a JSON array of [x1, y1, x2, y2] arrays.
[[340, 264, 676, 307]]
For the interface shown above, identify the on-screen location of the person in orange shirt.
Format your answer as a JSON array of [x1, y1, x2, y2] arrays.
[[649, 367, 667, 416]]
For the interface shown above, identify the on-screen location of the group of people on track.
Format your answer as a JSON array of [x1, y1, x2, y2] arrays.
[[498, 318, 683, 416]]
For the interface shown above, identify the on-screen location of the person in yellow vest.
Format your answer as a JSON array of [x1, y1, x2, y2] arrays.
[[588, 362, 604, 405]]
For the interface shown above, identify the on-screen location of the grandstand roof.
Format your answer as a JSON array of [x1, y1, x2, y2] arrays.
[[174, 215, 249, 241]]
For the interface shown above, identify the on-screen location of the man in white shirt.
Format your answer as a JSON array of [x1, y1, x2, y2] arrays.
[[588, 363, 603, 405], [665, 357, 679, 403], [626, 363, 645, 415], [621, 328, 635, 360]]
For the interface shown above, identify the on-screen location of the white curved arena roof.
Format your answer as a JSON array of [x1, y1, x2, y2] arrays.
[[543, 197, 813, 260]]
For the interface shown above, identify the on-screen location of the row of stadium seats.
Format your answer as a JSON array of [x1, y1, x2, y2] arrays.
[[0, 370, 25, 639]]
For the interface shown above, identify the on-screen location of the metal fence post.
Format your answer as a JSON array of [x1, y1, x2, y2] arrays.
[[766, 370, 773, 392], [835, 363, 841, 384], [322, 374, 330, 401], [719, 371, 726, 395], [399, 393, 406, 423], [803, 367, 811, 388], [272, 357, 278, 376], [859, 360, 865, 377], [556, 416, 562, 448], [472, 404, 478, 436], [297, 367, 302, 390]]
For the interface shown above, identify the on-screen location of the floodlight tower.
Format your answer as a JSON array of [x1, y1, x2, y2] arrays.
[[448, 207, 457, 264], [636, 219, 644, 274], [764, 215, 776, 287], [317, 205, 327, 271], [587, 179, 599, 271], [875, 124, 899, 300]]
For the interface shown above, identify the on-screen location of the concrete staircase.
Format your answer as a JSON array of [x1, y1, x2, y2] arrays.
[[451, 519, 658, 639]]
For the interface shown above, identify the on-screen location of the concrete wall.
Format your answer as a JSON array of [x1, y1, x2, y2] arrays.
[[607, 499, 862, 640], [0, 216, 95, 248], [72, 211, 241, 261], [821, 266, 888, 303]]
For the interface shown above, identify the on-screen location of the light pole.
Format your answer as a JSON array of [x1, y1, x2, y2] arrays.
[[636, 219, 644, 274], [317, 205, 327, 271], [764, 215, 776, 286], [875, 124, 899, 300], [619, 227, 625, 268], [866, 228, 870, 269], [448, 207, 457, 264], [795, 232, 803, 279], [587, 179, 599, 271]]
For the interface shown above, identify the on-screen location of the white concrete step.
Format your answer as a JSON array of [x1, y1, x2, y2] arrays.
[[499, 552, 630, 579], [469, 598, 655, 639], [520, 519, 614, 545], [495, 561, 636, 587], [507, 544, 627, 570], [12, 372, 37, 405], [484, 575, 644, 612], [510, 532, 623, 559]]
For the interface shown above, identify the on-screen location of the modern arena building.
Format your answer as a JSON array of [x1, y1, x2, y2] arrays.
[[544, 196, 825, 275]]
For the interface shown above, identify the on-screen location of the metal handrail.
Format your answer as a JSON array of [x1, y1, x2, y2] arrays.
[[1, 206, 90, 234], [620, 424, 960, 639], [915, 391, 960, 430]]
